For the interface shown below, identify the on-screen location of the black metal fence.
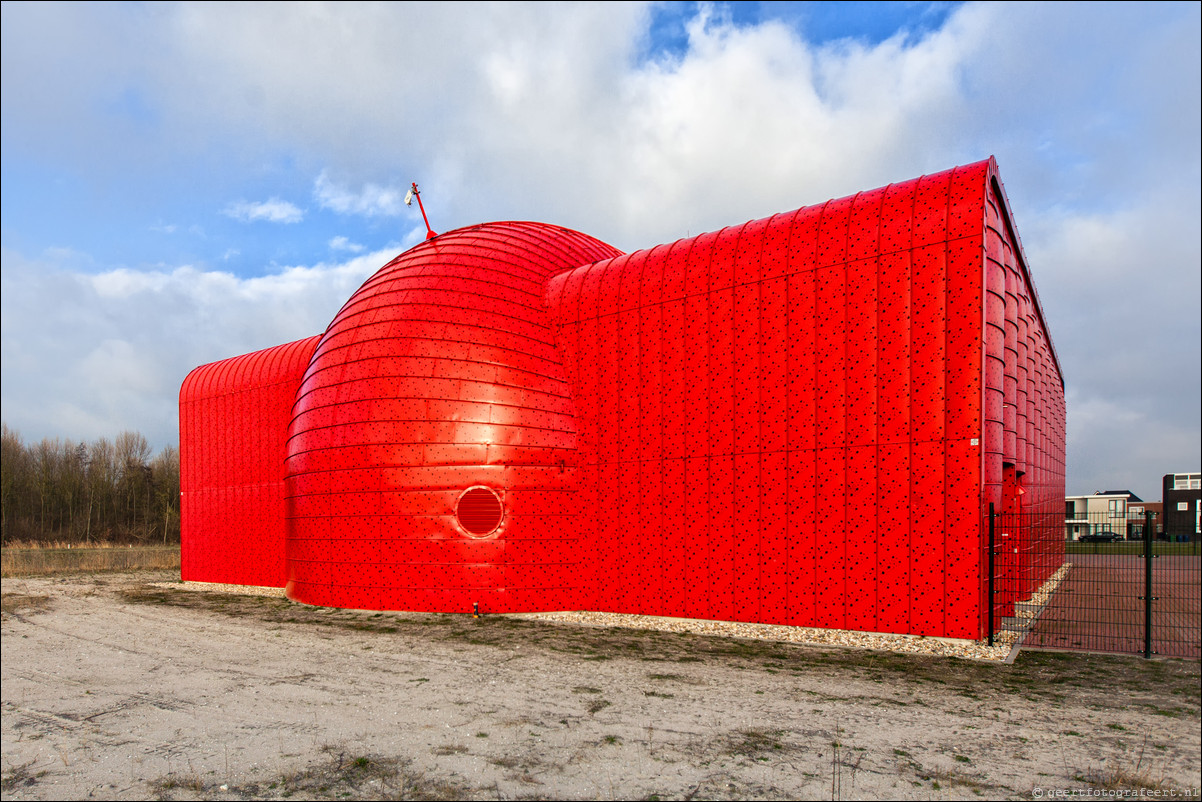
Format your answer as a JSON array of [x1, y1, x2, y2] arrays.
[[986, 508, 1200, 658]]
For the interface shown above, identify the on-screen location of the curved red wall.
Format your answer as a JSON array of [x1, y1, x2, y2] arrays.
[[180, 335, 320, 587], [283, 222, 621, 610]]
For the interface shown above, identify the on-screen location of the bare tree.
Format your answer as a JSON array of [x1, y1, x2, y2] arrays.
[[1, 424, 179, 545]]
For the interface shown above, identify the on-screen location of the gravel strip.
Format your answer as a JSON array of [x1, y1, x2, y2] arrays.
[[512, 610, 1015, 662], [159, 569, 1075, 663], [158, 581, 286, 598], [511, 564, 1075, 663]]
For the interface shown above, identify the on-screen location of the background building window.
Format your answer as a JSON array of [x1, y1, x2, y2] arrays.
[[1173, 473, 1201, 490]]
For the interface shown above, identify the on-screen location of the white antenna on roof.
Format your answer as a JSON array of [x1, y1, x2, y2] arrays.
[[405, 182, 436, 240]]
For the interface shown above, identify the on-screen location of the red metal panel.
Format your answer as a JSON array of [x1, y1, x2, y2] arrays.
[[945, 437, 981, 638], [845, 444, 877, 631], [913, 169, 953, 248], [760, 450, 788, 624], [846, 257, 878, 447], [662, 236, 690, 301], [848, 188, 886, 262], [786, 448, 817, 626], [577, 463, 600, 602], [983, 209, 1007, 510], [786, 269, 816, 452], [877, 249, 911, 445], [947, 162, 989, 241], [618, 306, 640, 464], [910, 243, 947, 444], [880, 178, 918, 255], [660, 456, 688, 612], [817, 196, 852, 267], [615, 458, 638, 611], [709, 287, 735, 458], [639, 299, 663, 461], [734, 217, 769, 287], [733, 281, 759, 453], [815, 262, 846, 449], [760, 213, 794, 280], [876, 441, 910, 633], [684, 455, 709, 619], [733, 451, 761, 622], [708, 451, 736, 622], [1016, 290, 1031, 476], [638, 455, 663, 616], [761, 276, 788, 454], [909, 442, 945, 636], [1003, 256, 1020, 465], [814, 447, 846, 630], [681, 288, 708, 459], [945, 236, 984, 443], [662, 297, 687, 459]]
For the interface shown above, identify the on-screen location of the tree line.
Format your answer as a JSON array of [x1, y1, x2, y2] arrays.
[[1, 423, 179, 545]]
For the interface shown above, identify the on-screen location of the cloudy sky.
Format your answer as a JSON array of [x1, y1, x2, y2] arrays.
[[1, 1, 1198, 501]]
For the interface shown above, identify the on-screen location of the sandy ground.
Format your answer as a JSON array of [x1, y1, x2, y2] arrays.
[[2, 572, 1199, 801]]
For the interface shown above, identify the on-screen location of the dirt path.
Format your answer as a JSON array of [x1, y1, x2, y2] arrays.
[[2, 572, 1199, 800]]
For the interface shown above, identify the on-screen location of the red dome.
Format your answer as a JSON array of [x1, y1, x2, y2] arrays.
[[283, 222, 622, 611]]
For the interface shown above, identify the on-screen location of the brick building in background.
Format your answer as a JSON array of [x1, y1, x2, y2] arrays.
[[1163, 472, 1201, 540]]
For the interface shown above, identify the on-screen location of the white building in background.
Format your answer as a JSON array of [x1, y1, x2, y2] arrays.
[[1064, 492, 1131, 541]]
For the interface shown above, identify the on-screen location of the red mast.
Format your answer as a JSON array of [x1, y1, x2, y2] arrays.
[[405, 182, 437, 240]]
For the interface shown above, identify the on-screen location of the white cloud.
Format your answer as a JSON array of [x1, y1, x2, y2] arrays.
[[314, 172, 404, 218], [1066, 392, 1198, 498], [222, 198, 304, 224], [329, 236, 364, 253], [0, 247, 391, 450]]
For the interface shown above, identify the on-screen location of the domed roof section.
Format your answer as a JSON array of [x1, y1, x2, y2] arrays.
[[282, 220, 621, 610], [287, 221, 622, 485]]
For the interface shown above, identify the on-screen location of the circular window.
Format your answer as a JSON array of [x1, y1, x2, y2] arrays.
[[456, 486, 504, 536]]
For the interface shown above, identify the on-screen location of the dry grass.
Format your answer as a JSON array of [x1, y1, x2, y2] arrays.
[[1, 544, 179, 577], [1072, 737, 1186, 795], [145, 750, 468, 800], [148, 769, 206, 795], [1, 760, 47, 793], [0, 592, 51, 616], [723, 728, 788, 758], [273, 749, 465, 800]]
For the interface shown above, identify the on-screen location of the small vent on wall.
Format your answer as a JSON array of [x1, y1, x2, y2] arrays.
[[457, 487, 504, 536]]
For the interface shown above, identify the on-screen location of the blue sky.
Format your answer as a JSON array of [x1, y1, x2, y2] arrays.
[[2, 1, 1199, 502]]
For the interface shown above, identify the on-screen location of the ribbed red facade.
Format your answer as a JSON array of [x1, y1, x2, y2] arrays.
[[180, 158, 1065, 639], [180, 335, 320, 586]]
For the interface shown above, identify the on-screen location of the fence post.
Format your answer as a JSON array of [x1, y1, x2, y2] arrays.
[[988, 503, 996, 648], [1144, 509, 1153, 659]]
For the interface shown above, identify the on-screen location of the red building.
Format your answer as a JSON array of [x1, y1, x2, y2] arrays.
[[180, 157, 1065, 640]]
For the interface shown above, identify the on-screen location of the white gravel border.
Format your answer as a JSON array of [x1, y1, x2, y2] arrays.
[[160, 580, 286, 598], [164, 568, 1075, 663], [512, 610, 1015, 662]]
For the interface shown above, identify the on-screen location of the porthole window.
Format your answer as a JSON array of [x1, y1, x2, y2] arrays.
[[456, 486, 504, 537]]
